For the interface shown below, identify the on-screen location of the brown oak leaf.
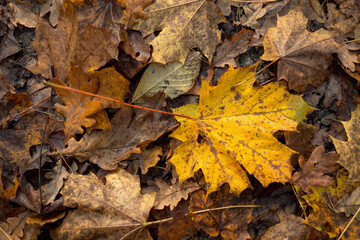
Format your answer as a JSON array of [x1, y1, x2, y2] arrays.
[[292, 145, 340, 194], [51, 66, 129, 143]]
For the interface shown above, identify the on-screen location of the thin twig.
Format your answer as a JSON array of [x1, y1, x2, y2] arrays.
[[0, 226, 11, 240], [231, 60, 276, 90], [0, 96, 51, 127], [43, 81, 195, 120], [338, 206, 360, 240]]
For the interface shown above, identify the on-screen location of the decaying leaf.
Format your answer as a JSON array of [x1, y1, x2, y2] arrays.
[[0, 92, 31, 128], [189, 186, 253, 239], [284, 121, 316, 159], [51, 168, 155, 239], [337, 186, 360, 221], [154, 179, 200, 210], [261, 5, 343, 91], [292, 145, 340, 194], [170, 63, 312, 195], [42, 160, 69, 205], [28, 0, 118, 81], [0, 172, 20, 221], [211, 29, 254, 68], [0, 211, 41, 240], [332, 105, 360, 182], [132, 51, 201, 103], [303, 169, 360, 239], [51, 66, 129, 142], [134, 0, 225, 64], [61, 94, 175, 170]]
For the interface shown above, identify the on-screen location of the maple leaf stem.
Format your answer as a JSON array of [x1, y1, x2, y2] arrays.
[[43, 80, 195, 120]]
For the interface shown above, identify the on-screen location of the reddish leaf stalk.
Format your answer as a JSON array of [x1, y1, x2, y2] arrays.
[[43, 80, 195, 120]]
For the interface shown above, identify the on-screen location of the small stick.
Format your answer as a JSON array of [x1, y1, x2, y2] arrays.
[[43, 80, 195, 120]]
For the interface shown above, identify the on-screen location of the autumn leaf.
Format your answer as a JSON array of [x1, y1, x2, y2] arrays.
[[28, 0, 118, 81], [331, 105, 360, 182], [133, 0, 225, 64], [303, 169, 360, 239], [127, 146, 163, 175], [261, 4, 343, 92], [170, 63, 312, 195], [132, 51, 201, 103], [189, 185, 253, 239], [51, 169, 155, 239], [8, 0, 37, 28], [51, 65, 129, 142], [153, 179, 200, 211], [292, 145, 340, 194], [60, 94, 175, 170]]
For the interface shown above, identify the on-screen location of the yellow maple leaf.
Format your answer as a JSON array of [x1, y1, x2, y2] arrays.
[[170, 63, 313, 195]]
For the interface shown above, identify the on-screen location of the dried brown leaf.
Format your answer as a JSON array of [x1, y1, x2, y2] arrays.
[[292, 145, 340, 194]]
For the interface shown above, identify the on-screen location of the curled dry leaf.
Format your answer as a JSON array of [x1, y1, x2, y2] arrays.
[[51, 66, 129, 143], [170, 63, 312, 195], [51, 169, 155, 240], [133, 0, 225, 64], [261, 5, 343, 92], [189, 185, 253, 239], [332, 105, 360, 182], [132, 51, 201, 103], [292, 145, 340, 194], [61, 94, 176, 170]]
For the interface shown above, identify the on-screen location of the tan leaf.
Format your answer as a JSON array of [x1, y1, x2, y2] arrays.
[[134, 0, 225, 64], [292, 145, 340, 194], [51, 169, 155, 239], [262, 211, 322, 240], [261, 5, 343, 91], [332, 105, 360, 181], [8, 0, 37, 28]]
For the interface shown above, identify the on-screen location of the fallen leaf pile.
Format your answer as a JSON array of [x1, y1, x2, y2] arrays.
[[1, 0, 360, 239]]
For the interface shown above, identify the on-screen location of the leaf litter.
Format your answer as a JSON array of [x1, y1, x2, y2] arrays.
[[1, 0, 360, 239]]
